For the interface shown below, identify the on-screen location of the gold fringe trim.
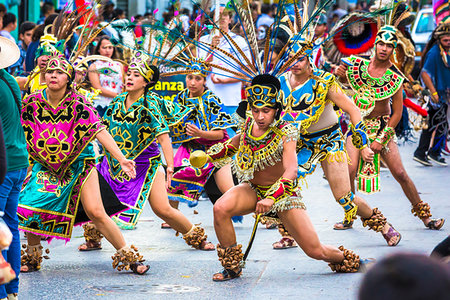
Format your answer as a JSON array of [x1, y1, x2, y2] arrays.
[[325, 150, 349, 164]]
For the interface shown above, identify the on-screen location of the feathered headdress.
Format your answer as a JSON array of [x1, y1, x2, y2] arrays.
[[374, 0, 415, 48], [322, 12, 378, 68]]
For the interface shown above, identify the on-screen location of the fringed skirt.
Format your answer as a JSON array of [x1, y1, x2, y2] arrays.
[[249, 181, 305, 222]]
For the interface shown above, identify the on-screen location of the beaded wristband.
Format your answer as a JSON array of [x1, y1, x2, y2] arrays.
[[350, 121, 369, 150]]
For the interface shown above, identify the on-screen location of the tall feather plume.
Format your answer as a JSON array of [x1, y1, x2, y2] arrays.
[[242, 0, 262, 71], [271, 0, 334, 76], [262, 27, 272, 71], [294, 1, 302, 34], [71, 23, 110, 60], [301, 0, 309, 33]]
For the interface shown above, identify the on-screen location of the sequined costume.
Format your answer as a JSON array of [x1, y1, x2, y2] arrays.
[[17, 88, 124, 241], [279, 70, 347, 179], [168, 88, 235, 207], [102, 91, 190, 228], [346, 55, 404, 194], [209, 116, 305, 216]]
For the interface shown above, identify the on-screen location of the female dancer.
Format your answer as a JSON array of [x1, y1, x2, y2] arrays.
[[167, 67, 235, 212], [85, 51, 215, 251], [18, 54, 149, 275]]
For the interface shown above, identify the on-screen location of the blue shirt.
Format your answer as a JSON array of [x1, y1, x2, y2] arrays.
[[422, 43, 450, 102]]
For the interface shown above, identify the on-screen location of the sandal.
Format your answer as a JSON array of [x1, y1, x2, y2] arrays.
[[426, 218, 445, 230], [212, 268, 242, 281], [130, 262, 150, 275], [272, 237, 297, 250], [161, 222, 172, 229], [381, 223, 401, 246], [78, 241, 102, 251], [333, 219, 354, 230], [199, 240, 215, 251]]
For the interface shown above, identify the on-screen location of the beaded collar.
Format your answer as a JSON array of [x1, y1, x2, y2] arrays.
[[346, 56, 404, 116]]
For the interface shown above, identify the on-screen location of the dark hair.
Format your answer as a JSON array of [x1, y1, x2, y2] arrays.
[[31, 24, 45, 42], [0, 4, 6, 15], [2, 13, 16, 28], [19, 21, 36, 36], [44, 13, 58, 27], [42, 2, 55, 16], [142, 65, 160, 108], [94, 35, 118, 59], [252, 74, 281, 91], [419, 27, 446, 70], [358, 253, 450, 300], [112, 8, 125, 19], [261, 4, 272, 14]]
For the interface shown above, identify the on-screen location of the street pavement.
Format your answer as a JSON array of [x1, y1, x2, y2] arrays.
[[19, 140, 449, 300]]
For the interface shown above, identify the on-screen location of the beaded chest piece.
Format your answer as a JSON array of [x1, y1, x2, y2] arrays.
[[346, 55, 404, 117], [235, 118, 298, 182]]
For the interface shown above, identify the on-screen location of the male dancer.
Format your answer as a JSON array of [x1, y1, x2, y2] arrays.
[[336, 25, 445, 230], [268, 32, 401, 248], [192, 74, 368, 281]]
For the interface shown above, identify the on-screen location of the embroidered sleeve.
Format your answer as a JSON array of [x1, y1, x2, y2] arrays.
[[206, 92, 236, 130]]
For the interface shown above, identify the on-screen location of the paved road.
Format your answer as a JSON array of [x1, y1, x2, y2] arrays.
[[19, 141, 449, 300]]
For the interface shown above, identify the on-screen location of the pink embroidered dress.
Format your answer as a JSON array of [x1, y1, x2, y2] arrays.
[[18, 89, 125, 241]]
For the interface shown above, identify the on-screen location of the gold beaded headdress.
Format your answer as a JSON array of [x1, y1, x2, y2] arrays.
[[46, 54, 74, 79]]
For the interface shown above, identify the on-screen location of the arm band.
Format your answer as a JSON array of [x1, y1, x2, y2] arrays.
[[350, 121, 369, 150], [375, 126, 395, 146], [264, 177, 294, 203], [206, 139, 238, 167]]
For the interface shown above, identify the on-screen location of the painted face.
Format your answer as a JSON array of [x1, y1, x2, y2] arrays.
[[125, 69, 147, 92], [37, 55, 49, 70], [375, 41, 394, 61], [98, 39, 114, 58], [257, 26, 266, 40], [44, 69, 69, 91], [186, 74, 205, 96], [250, 105, 277, 130], [289, 53, 309, 75]]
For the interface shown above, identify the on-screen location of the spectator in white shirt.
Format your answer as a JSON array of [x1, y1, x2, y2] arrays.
[[198, 6, 250, 113]]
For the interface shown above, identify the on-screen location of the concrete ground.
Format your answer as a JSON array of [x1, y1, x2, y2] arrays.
[[18, 141, 449, 300]]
